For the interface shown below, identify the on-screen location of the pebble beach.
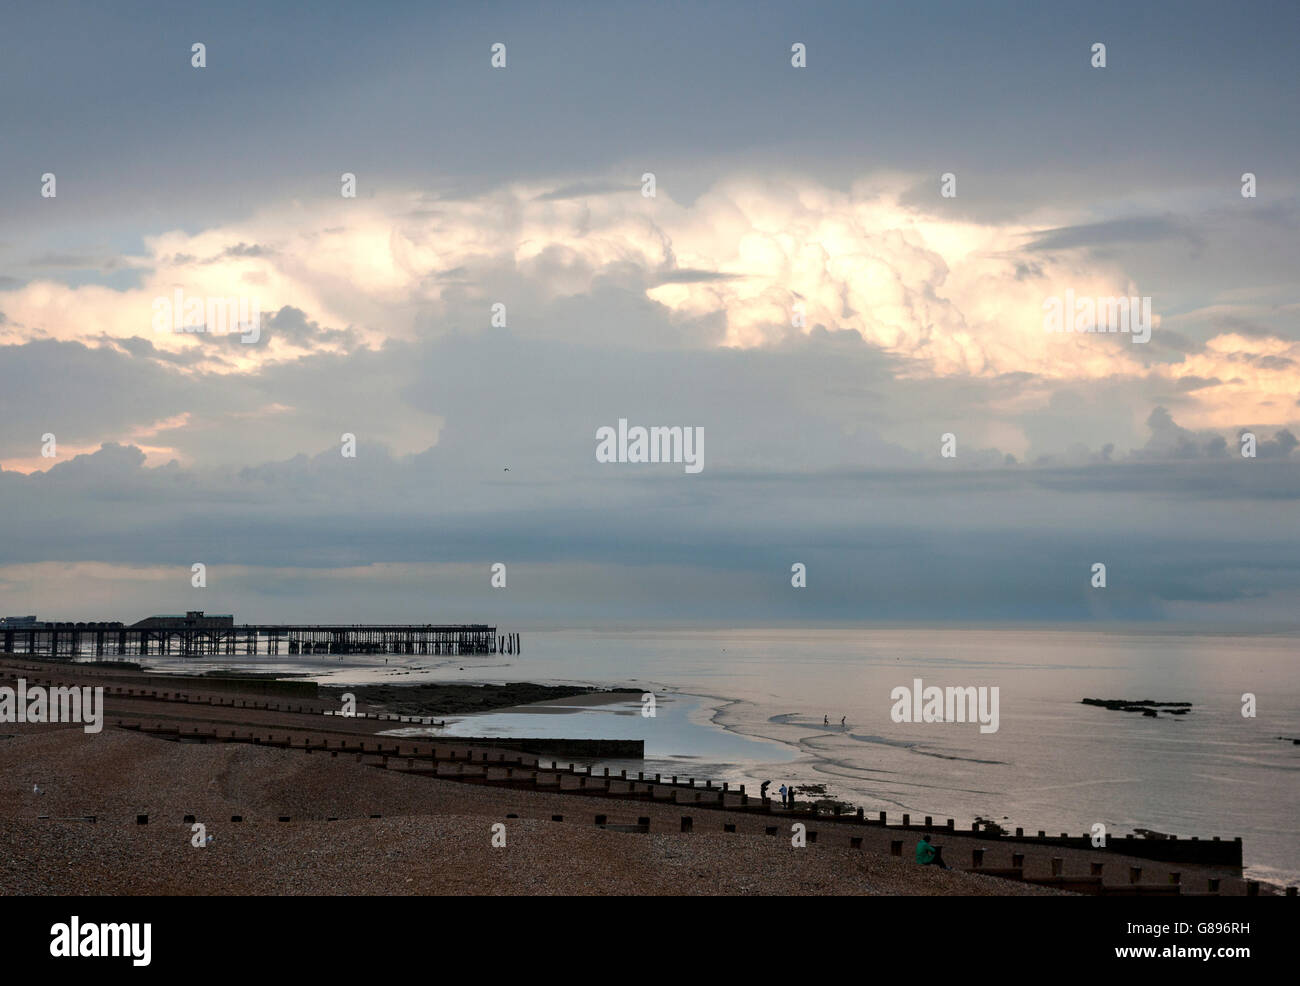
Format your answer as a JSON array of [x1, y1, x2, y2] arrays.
[[2, 725, 1065, 895]]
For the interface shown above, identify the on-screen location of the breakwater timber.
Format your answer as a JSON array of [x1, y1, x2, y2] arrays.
[[111, 718, 1268, 895]]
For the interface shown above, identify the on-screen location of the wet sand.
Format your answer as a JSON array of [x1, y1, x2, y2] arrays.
[[317, 681, 640, 718]]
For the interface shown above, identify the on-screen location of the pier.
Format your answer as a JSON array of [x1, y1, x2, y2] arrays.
[[0, 612, 518, 659]]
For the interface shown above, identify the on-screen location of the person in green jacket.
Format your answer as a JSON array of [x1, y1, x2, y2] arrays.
[[916, 834, 949, 868]]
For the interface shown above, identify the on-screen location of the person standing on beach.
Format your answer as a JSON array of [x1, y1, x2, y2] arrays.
[[778, 783, 787, 807], [760, 780, 771, 802]]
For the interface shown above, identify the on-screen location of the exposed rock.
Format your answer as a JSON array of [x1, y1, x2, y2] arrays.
[[1081, 698, 1192, 718]]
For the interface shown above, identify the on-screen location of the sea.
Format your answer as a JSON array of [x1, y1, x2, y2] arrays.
[[143, 625, 1300, 887]]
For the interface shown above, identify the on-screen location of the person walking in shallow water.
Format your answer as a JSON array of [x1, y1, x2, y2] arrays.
[[823, 714, 829, 726], [840, 715, 846, 729]]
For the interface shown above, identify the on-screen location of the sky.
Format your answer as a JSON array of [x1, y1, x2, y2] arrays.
[[1, 0, 1298, 626]]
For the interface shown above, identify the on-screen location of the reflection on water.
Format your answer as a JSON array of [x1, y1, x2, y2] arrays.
[[380, 694, 796, 767]]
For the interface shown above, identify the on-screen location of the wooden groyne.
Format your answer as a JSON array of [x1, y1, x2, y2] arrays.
[[107, 718, 1271, 894], [444, 737, 643, 759], [102, 709, 1242, 871]]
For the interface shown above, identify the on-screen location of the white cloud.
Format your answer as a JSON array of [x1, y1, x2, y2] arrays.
[[2, 174, 1296, 432]]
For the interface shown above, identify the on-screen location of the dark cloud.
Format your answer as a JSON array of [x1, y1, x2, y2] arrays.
[[203, 243, 274, 263], [1147, 329, 1198, 354], [1024, 216, 1195, 252], [534, 181, 634, 201], [193, 305, 360, 350], [1254, 428, 1298, 459], [102, 335, 212, 366], [1175, 376, 1222, 391], [3, 428, 1299, 624], [653, 269, 746, 284], [1135, 406, 1229, 459], [1211, 314, 1279, 338], [27, 253, 115, 269]]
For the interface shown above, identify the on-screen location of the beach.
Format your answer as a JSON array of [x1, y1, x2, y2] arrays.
[[0, 655, 1278, 896], [0, 725, 1070, 896]]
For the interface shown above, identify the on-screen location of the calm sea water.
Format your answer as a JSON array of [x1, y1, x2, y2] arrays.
[[149, 626, 1300, 886]]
